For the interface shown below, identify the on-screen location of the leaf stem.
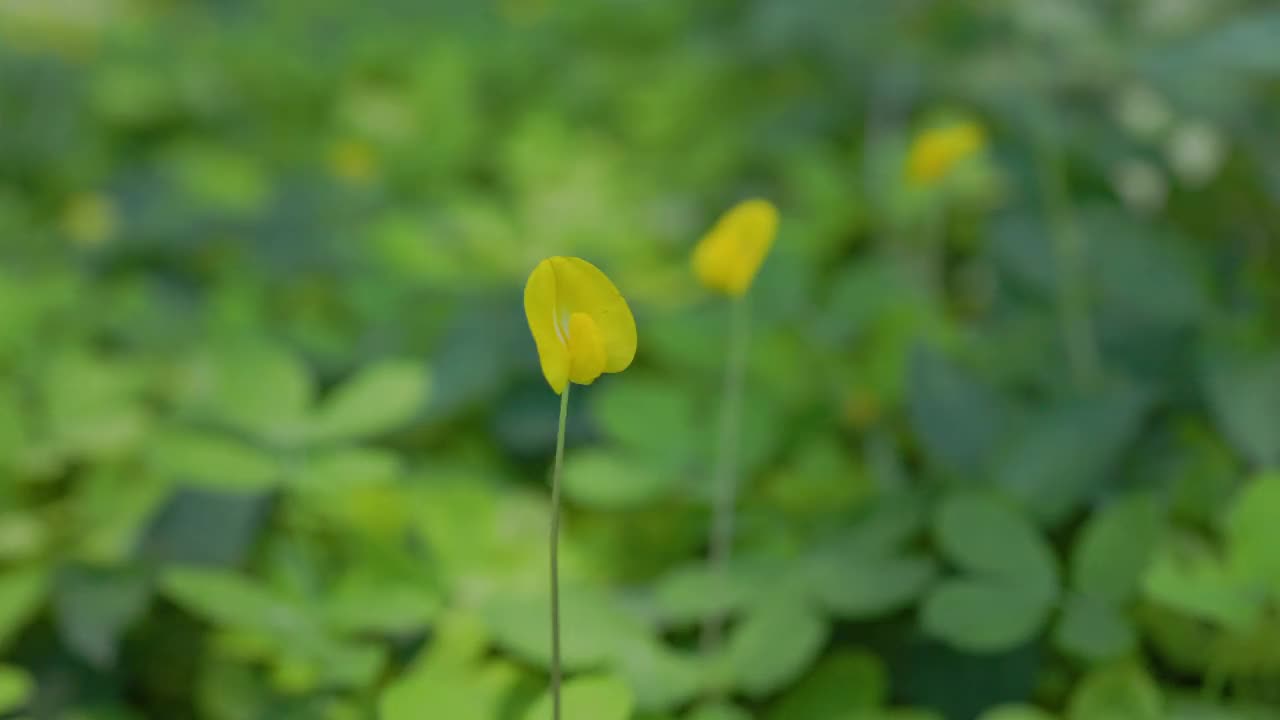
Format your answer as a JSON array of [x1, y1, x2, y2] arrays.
[[1035, 133, 1102, 390], [702, 295, 751, 664], [550, 384, 570, 720]]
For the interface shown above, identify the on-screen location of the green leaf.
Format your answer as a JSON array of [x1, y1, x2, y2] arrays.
[[1067, 663, 1163, 720], [523, 673, 634, 720], [922, 493, 1058, 652], [611, 634, 703, 712], [920, 578, 1056, 654], [994, 387, 1149, 524], [151, 429, 279, 492], [380, 630, 519, 720], [161, 567, 311, 638], [652, 564, 750, 626], [205, 342, 313, 444], [309, 359, 429, 443], [1142, 541, 1263, 631], [1072, 493, 1164, 605], [53, 565, 150, 667], [592, 374, 698, 468], [907, 345, 1005, 474], [728, 597, 828, 698], [767, 649, 887, 720], [1224, 473, 1280, 588], [1054, 593, 1136, 662], [481, 586, 645, 671], [0, 567, 48, 652], [807, 552, 936, 619], [933, 493, 1057, 589], [562, 449, 676, 510], [0, 665, 32, 714], [1203, 351, 1280, 468]]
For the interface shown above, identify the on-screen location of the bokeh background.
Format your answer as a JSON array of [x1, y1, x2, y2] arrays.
[[2, 1, 1280, 718]]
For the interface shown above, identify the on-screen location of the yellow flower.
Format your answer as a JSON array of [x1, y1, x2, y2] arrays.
[[524, 256, 637, 394], [692, 198, 779, 297], [906, 121, 986, 185], [61, 192, 117, 248]]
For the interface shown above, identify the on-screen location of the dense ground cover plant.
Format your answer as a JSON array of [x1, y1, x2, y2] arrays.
[[1, 1, 1279, 718]]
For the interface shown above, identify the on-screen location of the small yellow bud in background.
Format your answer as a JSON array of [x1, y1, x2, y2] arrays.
[[524, 257, 637, 395], [906, 122, 986, 186], [328, 138, 378, 185], [61, 192, 118, 248], [692, 198, 779, 297]]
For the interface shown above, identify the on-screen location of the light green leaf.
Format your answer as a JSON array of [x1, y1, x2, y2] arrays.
[[767, 649, 887, 720], [592, 374, 698, 467], [1073, 493, 1164, 605], [309, 360, 429, 443], [1142, 542, 1263, 632], [1067, 663, 1162, 720], [0, 567, 48, 652], [481, 586, 644, 671], [807, 552, 936, 619], [380, 623, 518, 720], [0, 665, 32, 714], [1224, 473, 1280, 588], [728, 597, 828, 698], [920, 579, 1055, 654], [652, 564, 750, 626], [562, 449, 676, 510], [611, 634, 703, 712], [160, 567, 311, 638], [205, 342, 312, 444], [934, 493, 1057, 590], [1054, 593, 1136, 662], [524, 673, 634, 720], [151, 429, 279, 492]]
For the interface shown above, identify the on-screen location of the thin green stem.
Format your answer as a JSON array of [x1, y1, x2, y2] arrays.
[[1036, 134, 1102, 391], [550, 385, 570, 720], [701, 295, 751, 665]]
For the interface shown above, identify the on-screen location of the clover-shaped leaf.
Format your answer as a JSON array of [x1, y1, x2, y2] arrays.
[[921, 493, 1058, 653]]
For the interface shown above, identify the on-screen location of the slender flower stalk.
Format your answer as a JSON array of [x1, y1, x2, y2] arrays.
[[548, 385, 570, 720], [701, 294, 750, 656]]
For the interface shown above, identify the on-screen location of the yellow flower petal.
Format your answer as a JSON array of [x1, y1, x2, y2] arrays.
[[692, 198, 778, 297], [567, 312, 606, 385], [906, 121, 986, 186], [524, 256, 637, 394], [524, 259, 571, 394]]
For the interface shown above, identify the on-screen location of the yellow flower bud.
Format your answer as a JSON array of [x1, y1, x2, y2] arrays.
[[524, 257, 637, 394], [906, 122, 986, 186], [692, 198, 779, 297]]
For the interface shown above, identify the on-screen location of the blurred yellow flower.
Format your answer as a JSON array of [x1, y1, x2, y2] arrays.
[[524, 257, 637, 394], [692, 198, 779, 297], [61, 192, 118, 247], [906, 122, 986, 185], [328, 139, 378, 185]]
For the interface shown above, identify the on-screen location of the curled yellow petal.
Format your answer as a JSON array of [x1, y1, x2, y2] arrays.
[[906, 121, 986, 186], [692, 198, 778, 297], [567, 312, 606, 385], [524, 256, 637, 394]]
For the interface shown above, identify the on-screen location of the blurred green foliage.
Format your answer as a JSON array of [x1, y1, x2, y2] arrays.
[[1, 0, 1280, 718]]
